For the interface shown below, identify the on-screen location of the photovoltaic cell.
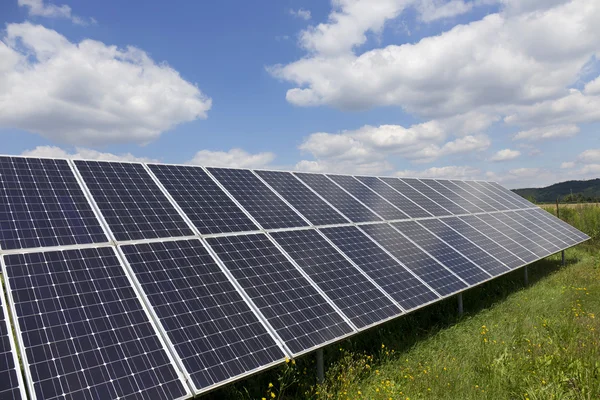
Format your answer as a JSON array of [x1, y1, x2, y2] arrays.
[[148, 164, 259, 235], [358, 224, 467, 296], [355, 176, 432, 218], [452, 181, 507, 211], [399, 179, 468, 215], [270, 229, 401, 329], [474, 214, 549, 259], [206, 234, 353, 355], [524, 209, 589, 243], [499, 212, 563, 252], [320, 226, 439, 310], [434, 180, 490, 212], [4, 247, 189, 400], [326, 175, 407, 220], [379, 177, 451, 217], [485, 182, 533, 209], [120, 239, 285, 393], [255, 171, 348, 226], [74, 161, 194, 241], [417, 219, 509, 276], [516, 210, 578, 247], [440, 217, 524, 270], [489, 213, 557, 255], [419, 179, 482, 214], [293, 173, 381, 223], [0, 282, 24, 400], [464, 181, 518, 210], [391, 221, 490, 285], [207, 168, 308, 230], [0, 156, 107, 250]]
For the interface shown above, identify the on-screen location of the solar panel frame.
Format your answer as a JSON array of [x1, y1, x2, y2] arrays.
[[0, 274, 27, 400], [0, 156, 110, 251], [1, 246, 192, 400], [117, 238, 288, 395]]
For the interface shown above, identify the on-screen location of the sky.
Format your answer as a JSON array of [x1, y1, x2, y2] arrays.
[[0, 0, 599, 188]]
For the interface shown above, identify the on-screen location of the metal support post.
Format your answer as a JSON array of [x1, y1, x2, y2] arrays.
[[316, 348, 324, 384], [457, 293, 463, 317], [562, 250, 565, 266], [524, 266, 528, 286]]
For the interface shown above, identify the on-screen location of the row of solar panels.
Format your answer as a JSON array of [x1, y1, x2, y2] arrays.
[[0, 156, 589, 400]]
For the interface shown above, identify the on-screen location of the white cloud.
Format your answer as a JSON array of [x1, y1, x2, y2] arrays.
[[512, 124, 580, 141], [396, 165, 482, 180], [290, 8, 312, 20], [21, 146, 158, 162], [188, 148, 276, 169], [561, 161, 575, 169], [577, 149, 600, 164], [490, 148, 521, 162], [416, 0, 474, 22], [0, 23, 211, 146], [18, 0, 94, 25], [584, 75, 600, 95]]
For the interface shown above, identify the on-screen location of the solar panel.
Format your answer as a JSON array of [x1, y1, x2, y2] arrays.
[[419, 179, 482, 214], [515, 209, 579, 247], [358, 224, 467, 296], [325, 175, 407, 220], [440, 217, 524, 270], [488, 213, 557, 255], [255, 171, 348, 226], [503, 211, 566, 251], [391, 221, 491, 285], [4, 247, 190, 400], [148, 164, 259, 235], [378, 177, 451, 217], [451, 180, 507, 211], [320, 226, 439, 310], [0, 278, 25, 400], [270, 229, 401, 328], [434, 180, 492, 212], [417, 219, 509, 276], [354, 176, 433, 218], [399, 178, 468, 215], [0, 156, 108, 250], [74, 161, 194, 241], [473, 214, 549, 259], [293, 173, 381, 223], [464, 181, 517, 210], [524, 208, 589, 243], [207, 168, 308, 230], [119, 239, 285, 393], [205, 234, 354, 355], [485, 182, 534, 209]]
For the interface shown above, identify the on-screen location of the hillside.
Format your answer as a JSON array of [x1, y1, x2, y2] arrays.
[[513, 178, 600, 203]]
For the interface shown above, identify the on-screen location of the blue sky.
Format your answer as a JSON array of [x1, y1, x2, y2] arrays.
[[1, 0, 599, 188]]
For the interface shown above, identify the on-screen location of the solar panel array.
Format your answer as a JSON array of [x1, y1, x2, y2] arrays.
[[0, 157, 589, 399]]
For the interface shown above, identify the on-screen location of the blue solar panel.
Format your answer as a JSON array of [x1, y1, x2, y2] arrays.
[[120, 239, 285, 393], [358, 224, 467, 296], [75, 161, 194, 241], [482, 213, 553, 257], [207, 168, 308, 230], [293, 173, 382, 223], [4, 247, 190, 400], [0, 282, 25, 400], [148, 164, 259, 235], [451, 180, 505, 211], [417, 219, 509, 276], [355, 176, 432, 218], [379, 177, 452, 217], [206, 233, 353, 355], [497, 212, 562, 253], [0, 156, 107, 250], [464, 181, 516, 210], [522, 209, 588, 244], [391, 221, 490, 285], [399, 178, 468, 215], [486, 182, 534, 209], [320, 225, 439, 310], [255, 171, 348, 226], [270, 229, 401, 328], [326, 175, 408, 220], [419, 179, 482, 214]]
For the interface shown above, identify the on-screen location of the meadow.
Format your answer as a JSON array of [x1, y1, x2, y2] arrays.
[[208, 205, 600, 400]]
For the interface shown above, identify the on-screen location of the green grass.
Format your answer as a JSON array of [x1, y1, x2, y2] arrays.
[[205, 206, 600, 400]]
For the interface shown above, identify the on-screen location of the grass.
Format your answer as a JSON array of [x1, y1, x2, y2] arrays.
[[205, 205, 600, 400]]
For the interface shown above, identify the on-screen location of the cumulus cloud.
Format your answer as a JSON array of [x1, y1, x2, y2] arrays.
[[416, 0, 474, 22], [561, 161, 576, 169], [0, 23, 211, 146], [395, 165, 483, 180], [512, 124, 580, 141], [577, 149, 600, 164], [21, 146, 158, 162], [188, 148, 276, 169], [289, 8, 312, 20], [490, 148, 521, 162], [18, 0, 94, 25]]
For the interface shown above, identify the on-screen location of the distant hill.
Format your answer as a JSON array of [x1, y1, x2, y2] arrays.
[[513, 178, 600, 203]]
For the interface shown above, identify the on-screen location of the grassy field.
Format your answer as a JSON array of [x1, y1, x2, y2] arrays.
[[207, 205, 600, 400]]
